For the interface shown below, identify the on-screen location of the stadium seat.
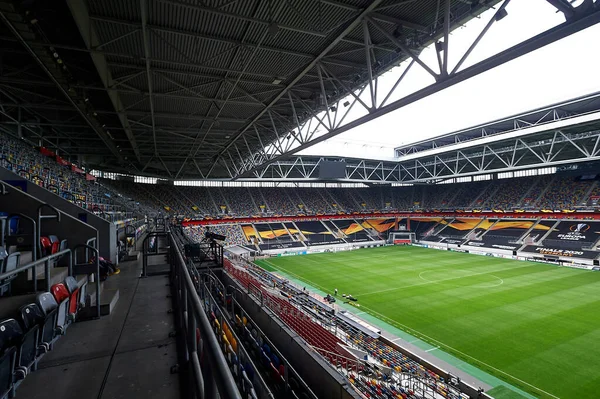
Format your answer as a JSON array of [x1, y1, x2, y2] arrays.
[[0, 344, 16, 399], [48, 235, 59, 253], [0, 317, 38, 381], [50, 282, 71, 333], [21, 293, 59, 353], [64, 276, 81, 320], [39, 237, 52, 257]]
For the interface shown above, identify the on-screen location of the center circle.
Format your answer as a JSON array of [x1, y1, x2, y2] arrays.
[[418, 269, 504, 288]]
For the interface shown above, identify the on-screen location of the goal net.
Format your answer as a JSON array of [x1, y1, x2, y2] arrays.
[[390, 231, 416, 245]]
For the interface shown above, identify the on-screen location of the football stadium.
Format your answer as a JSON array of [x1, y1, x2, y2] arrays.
[[0, 1, 599, 399]]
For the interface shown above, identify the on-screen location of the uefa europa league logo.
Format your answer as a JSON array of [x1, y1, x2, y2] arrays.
[[571, 223, 590, 233]]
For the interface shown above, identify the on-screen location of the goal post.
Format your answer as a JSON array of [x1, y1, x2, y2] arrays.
[[390, 231, 416, 245]]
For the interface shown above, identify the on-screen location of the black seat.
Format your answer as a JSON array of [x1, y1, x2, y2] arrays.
[[0, 344, 15, 399], [35, 293, 59, 350], [0, 318, 34, 396], [18, 305, 44, 366]]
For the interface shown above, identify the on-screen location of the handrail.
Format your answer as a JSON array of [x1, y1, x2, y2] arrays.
[[73, 244, 100, 318], [85, 237, 97, 263], [141, 232, 169, 277], [0, 248, 72, 292], [37, 203, 61, 222], [0, 181, 7, 195], [170, 231, 242, 399]]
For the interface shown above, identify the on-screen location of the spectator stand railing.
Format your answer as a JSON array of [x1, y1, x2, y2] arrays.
[[155, 216, 167, 232], [85, 237, 97, 263], [72, 244, 101, 319], [310, 346, 361, 375], [37, 204, 61, 259], [0, 248, 72, 293], [124, 220, 146, 252], [170, 230, 243, 399], [141, 231, 170, 277]]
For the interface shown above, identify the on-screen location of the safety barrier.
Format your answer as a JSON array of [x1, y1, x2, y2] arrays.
[[141, 232, 169, 277], [0, 248, 71, 292], [72, 244, 101, 318], [170, 231, 242, 399]]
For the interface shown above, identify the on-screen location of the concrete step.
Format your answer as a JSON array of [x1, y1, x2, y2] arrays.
[[99, 289, 119, 316], [13, 266, 69, 293], [84, 282, 120, 316], [123, 251, 140, 262]]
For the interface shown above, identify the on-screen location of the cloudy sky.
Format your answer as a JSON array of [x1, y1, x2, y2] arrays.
[[298, 0, 600, 160]]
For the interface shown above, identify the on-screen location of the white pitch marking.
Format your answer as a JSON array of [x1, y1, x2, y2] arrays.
[[419, 269, 504, 288], [425, 346, 440, 352], [356, 266, 513, 296]]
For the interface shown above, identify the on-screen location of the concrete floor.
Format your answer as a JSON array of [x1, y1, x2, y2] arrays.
[[16, 249, 181, 399]]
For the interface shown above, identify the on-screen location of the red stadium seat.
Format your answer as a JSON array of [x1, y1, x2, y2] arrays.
[[40, 237, 52, 257], [51, 283, 69, 304]]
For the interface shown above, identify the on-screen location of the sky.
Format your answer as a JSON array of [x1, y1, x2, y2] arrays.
[[298, 0, 600, 160]]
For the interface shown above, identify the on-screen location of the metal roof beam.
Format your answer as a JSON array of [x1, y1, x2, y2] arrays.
[[232, 8, 600, 178], [210, 0, 387, 176], [108, 63, 284, 87], [546, 0, 576, 19], [62, 0, 143, 163]]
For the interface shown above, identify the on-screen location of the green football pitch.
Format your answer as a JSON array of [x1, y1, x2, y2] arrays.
[[255, 245, 600, 399]]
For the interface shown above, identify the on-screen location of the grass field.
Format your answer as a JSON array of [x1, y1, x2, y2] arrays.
[[255, 246, 600, 399]]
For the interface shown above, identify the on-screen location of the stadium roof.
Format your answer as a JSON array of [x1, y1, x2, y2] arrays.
[[0, 0, 599, 179], [394, 90, 600, 157], [246, 91, 600, 183]]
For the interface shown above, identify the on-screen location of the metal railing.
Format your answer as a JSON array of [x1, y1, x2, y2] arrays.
[[141, 232, 169, 277], [170, 231, 242, 399], [73, 244, 101, 319], [0, 248, 72, 292]]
